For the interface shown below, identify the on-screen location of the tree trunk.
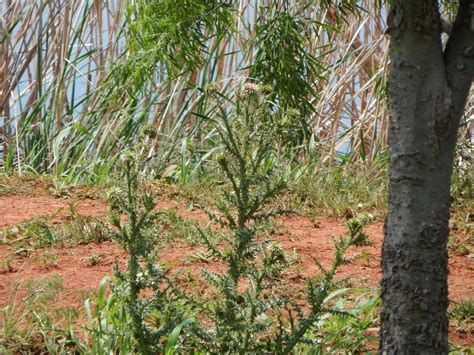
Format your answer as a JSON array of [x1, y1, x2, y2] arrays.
[[380, 1, 473, 353]]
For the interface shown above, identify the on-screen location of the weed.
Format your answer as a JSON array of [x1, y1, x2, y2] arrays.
[[354, 250, 372, 265], [449, 298, 474, 334], [187, 250, 218, 264], [259, 218, 289, 238], [71, 216, 113, 244], [448, 236, 471, 257], [36, 249, 59, 269], [347, 214, 374, 247], [0, 257, 14, 274], [284, 161, 388, 218], [295, 290, 380, 353], [176, 85, 376, 353], [106, 139, 187, 354], [48, 178, 74, 198], [4, 214, 113, 253], [6, 217, 60, 251], [0, 275, 63, 353], [84, 254, 104, 267], [183, 84, 289, 352], [158, 207, 204, 247]]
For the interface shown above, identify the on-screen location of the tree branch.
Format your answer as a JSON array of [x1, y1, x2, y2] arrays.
[[444, 0, 474, 119]]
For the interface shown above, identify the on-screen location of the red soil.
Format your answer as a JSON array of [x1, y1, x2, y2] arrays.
[[0, 193, 472, 346], [0, 195, 107, 228]]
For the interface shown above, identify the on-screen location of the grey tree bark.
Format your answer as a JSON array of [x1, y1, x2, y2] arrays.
[[381, 0, 473, 353]]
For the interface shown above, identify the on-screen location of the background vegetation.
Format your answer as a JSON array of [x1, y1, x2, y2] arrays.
[[0, 0, 393, 179]]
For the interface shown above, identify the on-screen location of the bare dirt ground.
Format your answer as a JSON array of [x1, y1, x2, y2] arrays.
[[0, 193, 472, 345]]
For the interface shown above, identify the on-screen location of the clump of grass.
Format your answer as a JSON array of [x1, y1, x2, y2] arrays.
[[1, 217, 59, 252], [35, 249, 59, 269], [157, 207, 204, 247], [283, 161, 388, 219], [0, 275, 64, 353], [0, 257, 14, 274], [2, 205, 112, 253], [295, 289, 380, 353], [449, 298, 474, 334], [450, 298, 474, 321], [83, 253, 104, 267], [448, 235, 471, 257], [3, 217, 112, 253]]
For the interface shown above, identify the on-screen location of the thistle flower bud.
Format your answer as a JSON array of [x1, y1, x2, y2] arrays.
[[216, 151, 226, 164], [141, 124, 159, 139], [119, 151, 135, 166], [259, 84, 273, 95], [205, 82, 220, 95], [285, 108, 301, 119]]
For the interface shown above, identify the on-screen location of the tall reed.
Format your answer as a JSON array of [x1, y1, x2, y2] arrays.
[[4, 1, 469, 180]]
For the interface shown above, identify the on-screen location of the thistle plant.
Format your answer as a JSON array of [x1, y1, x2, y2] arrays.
[[179, 82, 290, 352], [274, 215, 374, 353], [183, 83, 374, 353], [106, 135, 181, 354]]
